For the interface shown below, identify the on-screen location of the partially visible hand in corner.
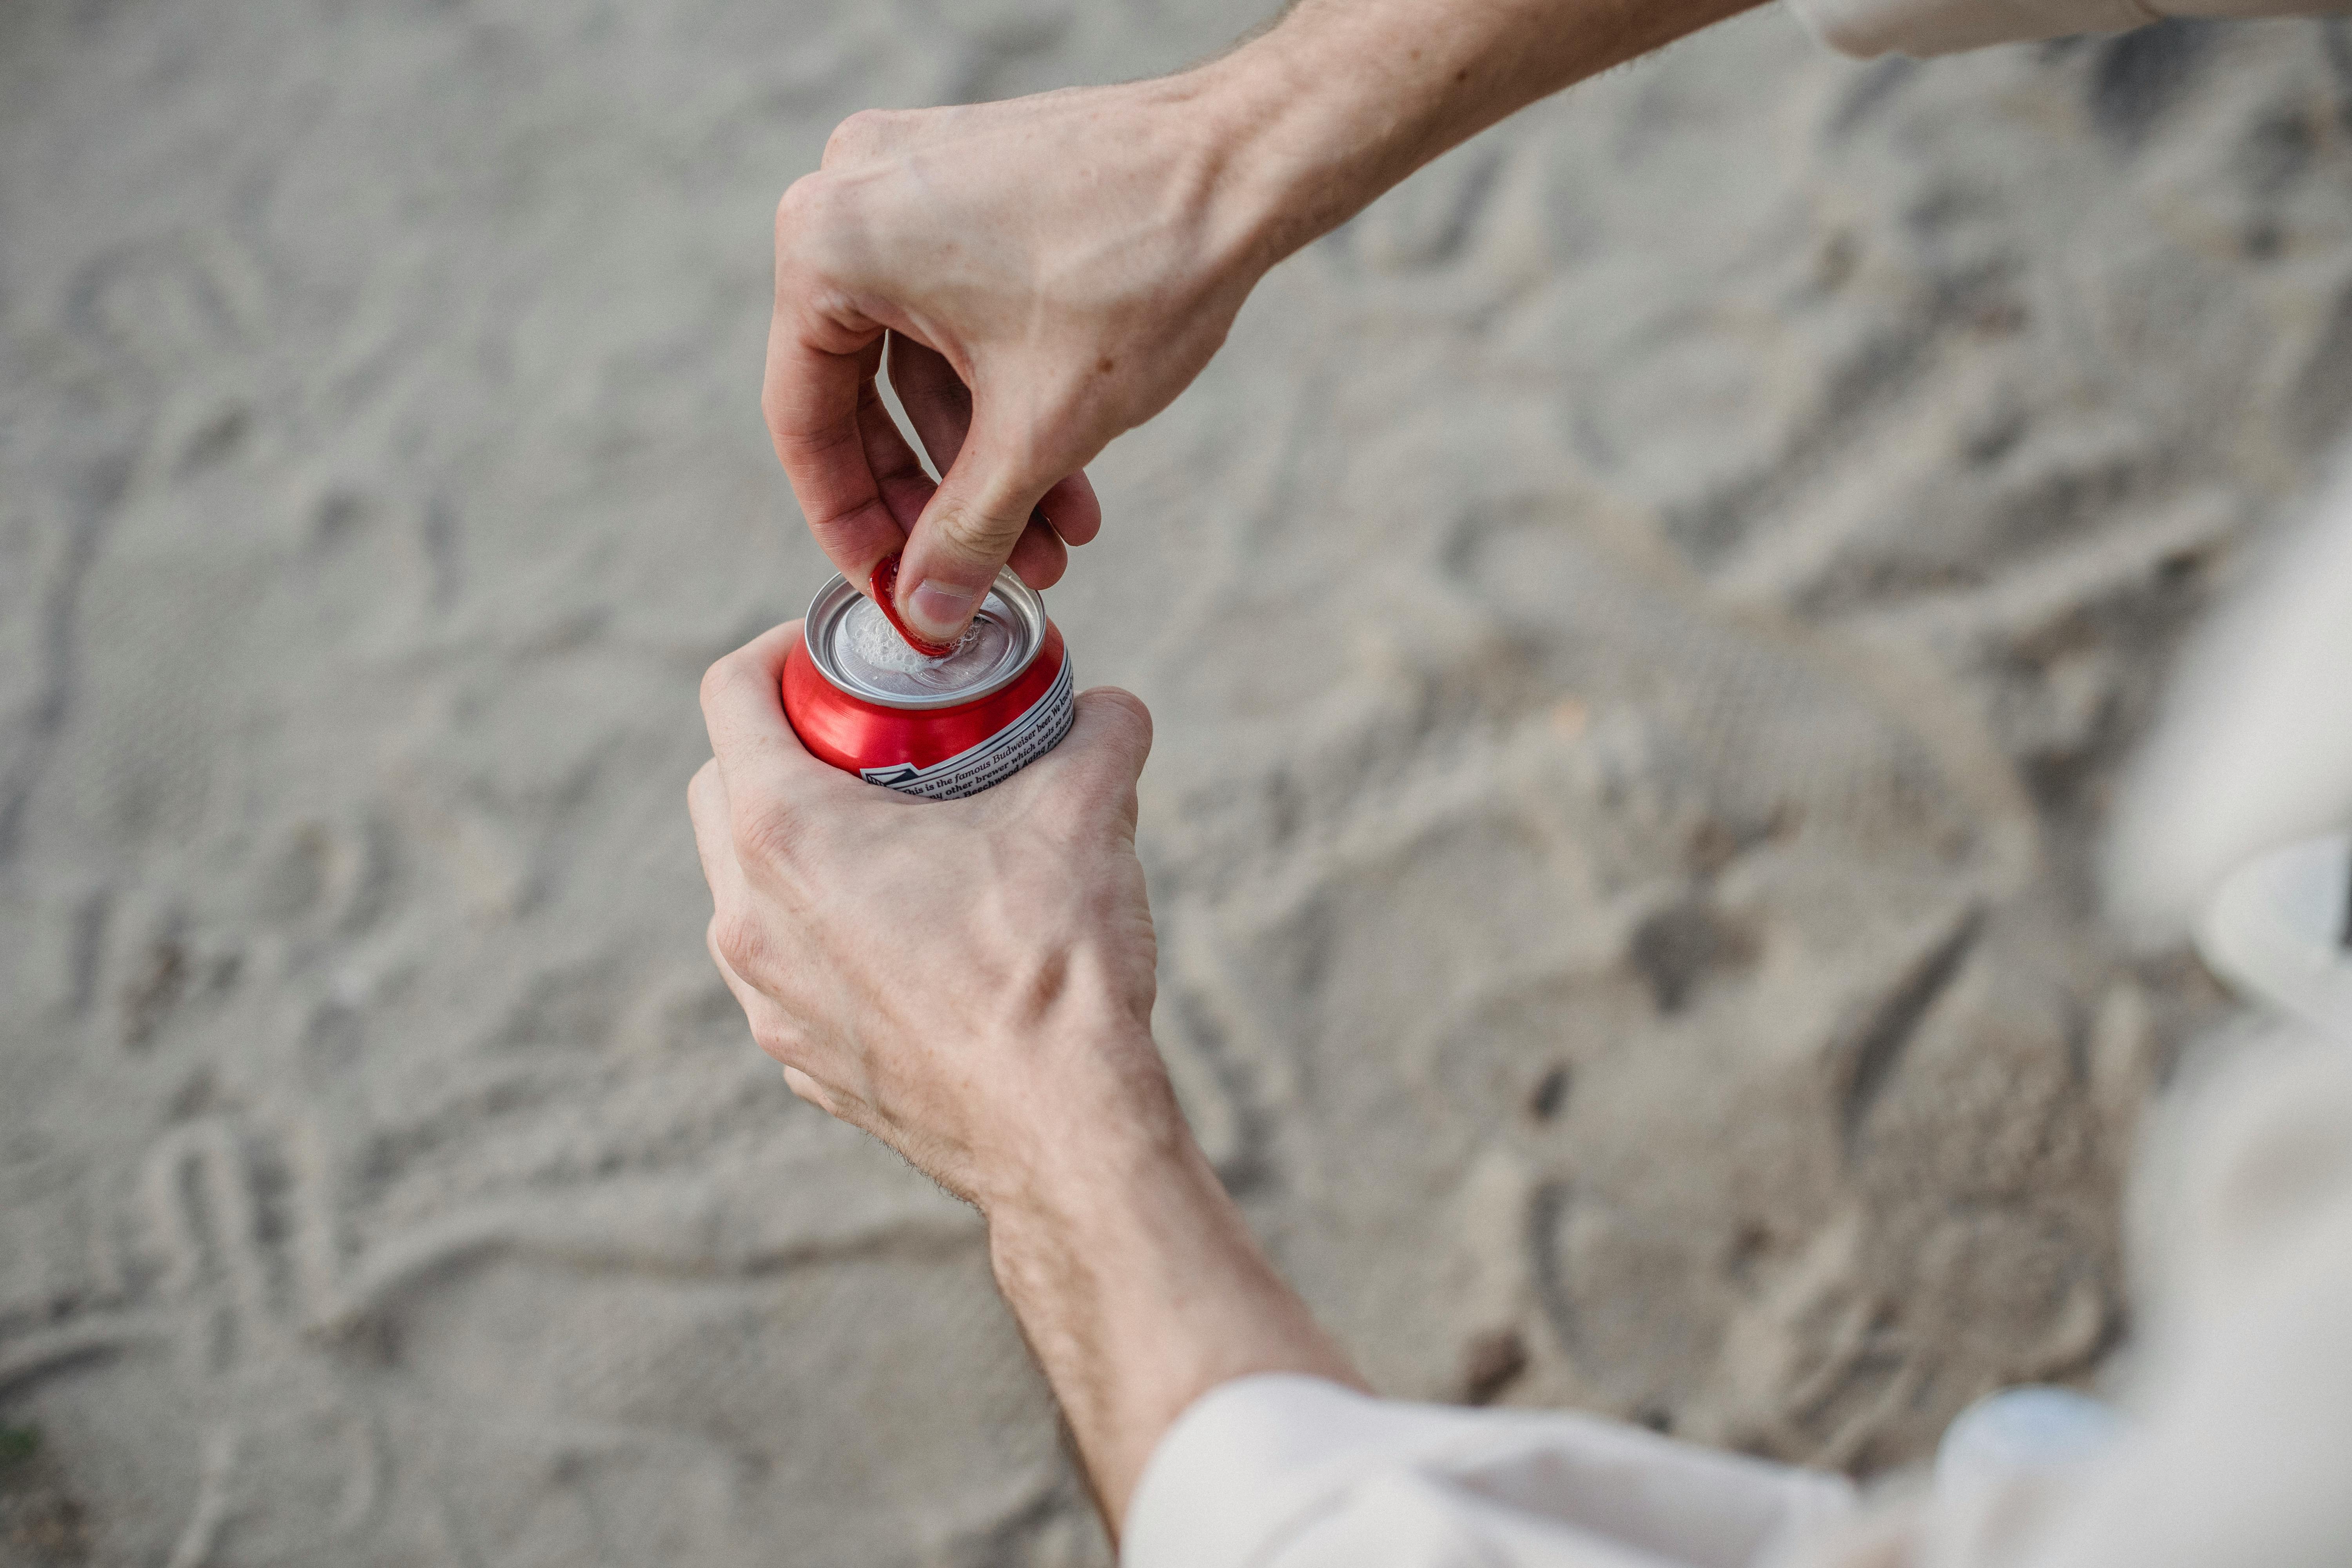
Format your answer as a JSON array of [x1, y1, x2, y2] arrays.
[[688, 622, 1363, 1533]]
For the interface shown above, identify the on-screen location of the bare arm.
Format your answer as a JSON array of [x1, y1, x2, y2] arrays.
[[766, 0, 1767, 644], [984, 1061, 1367, 1527], [1220, 0, 1774, 263]]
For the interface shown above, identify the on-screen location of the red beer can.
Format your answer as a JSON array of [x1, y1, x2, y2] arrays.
[[782, 568, 1076, 799]]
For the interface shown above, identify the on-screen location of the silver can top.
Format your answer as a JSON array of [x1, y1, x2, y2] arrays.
[[802, 567, 1047, 710]]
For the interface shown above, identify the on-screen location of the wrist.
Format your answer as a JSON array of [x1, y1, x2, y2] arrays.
[[1181, 32, 1405, 272], [1180, 0, 1769, 272], [974, 1016, 1189, 1231], [981, 1058, 1363, 1524]]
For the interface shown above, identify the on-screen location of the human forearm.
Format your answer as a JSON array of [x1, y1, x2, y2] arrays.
[[1198, 0, 1771, 269], [982, 1024, 1365, 1536], [769, 0, 1768, 644]]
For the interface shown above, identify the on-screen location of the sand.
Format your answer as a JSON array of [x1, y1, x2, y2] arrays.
[[4, 2, 2351, 1563]]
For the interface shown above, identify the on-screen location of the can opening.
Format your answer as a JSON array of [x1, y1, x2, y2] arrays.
[[801, 567, 1047, 711], [867, 553, 958, 659], [836, 595, 1016, 698]]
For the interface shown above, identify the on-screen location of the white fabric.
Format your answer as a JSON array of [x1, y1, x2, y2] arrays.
[[2107, 467, 2352, 940], [1122, 1043, 2352, 1568], [2008, 1038, 2352, 1568], [1123, 1374, 1858, 1568], [1785, 0, 2352, 58]]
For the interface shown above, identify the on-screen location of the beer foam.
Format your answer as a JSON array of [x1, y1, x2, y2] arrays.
[[834, 594, 1014, 697], [844, 596, 960, 673]]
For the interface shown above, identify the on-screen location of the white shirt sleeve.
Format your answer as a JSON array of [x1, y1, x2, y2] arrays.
[[2007, 1037, 2352, 1568], [1121, 1374, 1858, 1568], [1786, 0, 2352, 58]]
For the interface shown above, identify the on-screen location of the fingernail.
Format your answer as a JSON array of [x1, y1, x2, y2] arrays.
[[907, 579, 978, 641]]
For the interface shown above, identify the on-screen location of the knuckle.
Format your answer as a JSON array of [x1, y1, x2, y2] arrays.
[[1092, 687, 1152, 740], [698, 655, 742, 716], [931, 501, 1028, 559], [749, 1014, 804, 1067], [774, 174, 843, 255], [1053, 768, 1139, 840], [733, 796, 808, 869], [822, 109, 891, 164], [708, 909, 764, 977], [775, 172, 821, 228]]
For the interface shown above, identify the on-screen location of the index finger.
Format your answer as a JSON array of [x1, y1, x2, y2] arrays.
[[763, 323, 909, 586]]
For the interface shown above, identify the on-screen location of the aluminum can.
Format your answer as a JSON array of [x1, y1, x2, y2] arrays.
[[782, 568, 1075, 799]]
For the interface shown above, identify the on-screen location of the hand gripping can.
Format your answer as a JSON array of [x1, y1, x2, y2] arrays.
[[782, 567, 1076, 800]]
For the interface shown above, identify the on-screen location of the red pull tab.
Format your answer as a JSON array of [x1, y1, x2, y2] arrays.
[[867, 553, 958, 658]]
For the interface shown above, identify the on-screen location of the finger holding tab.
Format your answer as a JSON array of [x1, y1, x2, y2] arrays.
[[887, 336, 1101, 599], [890, 336, 1107, 555], [767, 302, 1096, 642], [890, 399, 1085, 646], [767, 78, 1269, 650], [761, 200, 906, 591]]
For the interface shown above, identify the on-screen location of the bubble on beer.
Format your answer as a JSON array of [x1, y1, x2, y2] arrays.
[[836, 594, 1014, 697]]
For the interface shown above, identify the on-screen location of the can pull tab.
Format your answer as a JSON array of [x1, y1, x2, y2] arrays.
[[867, 554, 958, 659]]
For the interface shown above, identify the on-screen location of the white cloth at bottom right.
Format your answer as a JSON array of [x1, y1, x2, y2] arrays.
[[1122, 1035, 2352, 1568]]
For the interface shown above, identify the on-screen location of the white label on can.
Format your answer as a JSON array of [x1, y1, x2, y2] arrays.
[[859, 655, 1076, 800]]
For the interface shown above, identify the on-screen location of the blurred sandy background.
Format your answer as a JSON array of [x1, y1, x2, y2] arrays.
[[5, 2, 2352, 1563]]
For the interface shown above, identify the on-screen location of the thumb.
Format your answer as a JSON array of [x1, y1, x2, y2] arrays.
[[895, 409, 1061, 644], [1067, 687, 1153, 776], [1023, 687, 1154, 808]]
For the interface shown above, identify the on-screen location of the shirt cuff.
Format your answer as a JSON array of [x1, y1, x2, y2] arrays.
[[1121, 1374, 1857, 1568], [1123, 1376, 1473, 1568]]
